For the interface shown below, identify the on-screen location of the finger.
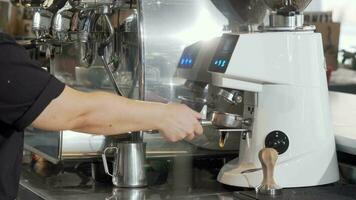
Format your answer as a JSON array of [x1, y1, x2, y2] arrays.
[[160, 128, 181, 143], [192, 110, 202, 119], [168, 134, 179, 142], [176, 127, 189, 142], [185, 133, 195, 141], [159, 131, 175, 142], [183, 105, 202, 119], [194, 122, 203, 136]]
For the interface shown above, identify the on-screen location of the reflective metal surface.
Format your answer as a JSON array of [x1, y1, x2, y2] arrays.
[[24, 128, 61, 163], [263, 0, 312, 13], [218, 89, 243, 105], [102, 142, 147, 187], [32, 8, 53, 39], [25, 0, 267, 161], [19, 158, 235, 200], [106, 188, 146, 200], [68, 0, 121, 10], [262, 0, 314, 30], [25, 129, 238, 164], [20, 0, 45, 7], [52, 2, 73, 41], [0, 1, 11, 31], [256, 185, 282, 196], [210, 112, 243, 129], [211, 0, 267, 30], [268, 13, 303, 28], [138, 0, 248, 150], [139, 0, 227, 95]]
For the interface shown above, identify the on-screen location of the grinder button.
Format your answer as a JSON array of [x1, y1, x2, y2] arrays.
[[265, 131, 289, 155]]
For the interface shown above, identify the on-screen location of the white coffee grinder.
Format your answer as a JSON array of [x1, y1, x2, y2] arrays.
[[211, 0, 340, 188]]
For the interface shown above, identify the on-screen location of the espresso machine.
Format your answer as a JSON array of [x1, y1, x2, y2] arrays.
[[23, 0, 255, 188], [22, 0, 135, 162], [24, 0, 260, 165], [205, 0, 340, 188]]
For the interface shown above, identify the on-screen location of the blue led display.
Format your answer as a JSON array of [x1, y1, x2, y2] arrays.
[[209, 34, 239, 73], [221, 60, 226, 67], [213, 59, 227, 68], [179, 56, 194, 68], [178, 42, 201, 69]]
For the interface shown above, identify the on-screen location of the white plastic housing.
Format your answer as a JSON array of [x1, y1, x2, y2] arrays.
[[213, 32, 339, 188]]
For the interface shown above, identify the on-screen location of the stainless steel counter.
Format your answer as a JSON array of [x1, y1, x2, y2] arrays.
[[18, 162, 356, 200], [18, 159, 236, 200]]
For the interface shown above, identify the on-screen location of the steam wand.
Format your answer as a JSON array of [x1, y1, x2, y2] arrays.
[[97, 14, 123, 97]]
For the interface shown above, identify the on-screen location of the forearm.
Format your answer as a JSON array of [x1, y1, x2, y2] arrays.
[[72, 92, 164, 135], [32, 86, 164, 135], [33, 86, 203, 141]]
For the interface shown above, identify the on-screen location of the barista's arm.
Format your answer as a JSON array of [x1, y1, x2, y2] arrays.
[[32, 86, 203, 142]]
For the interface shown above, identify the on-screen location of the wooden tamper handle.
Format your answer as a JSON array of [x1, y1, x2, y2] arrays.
[[256, 148, 282, 196]]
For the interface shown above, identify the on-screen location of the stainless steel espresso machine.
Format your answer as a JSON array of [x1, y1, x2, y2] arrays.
[[23, 0, 136, 164], [21, 0, 263, 187]]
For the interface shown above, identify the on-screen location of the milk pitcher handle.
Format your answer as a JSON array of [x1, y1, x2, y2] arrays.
[[102, 147, 119, 177]]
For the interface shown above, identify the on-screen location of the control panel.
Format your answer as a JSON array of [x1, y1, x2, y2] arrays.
[[178, 41, 201, 69], [209, 34, 239, 73]]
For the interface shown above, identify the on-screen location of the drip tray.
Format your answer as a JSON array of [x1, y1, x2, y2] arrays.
[[233, 185, 356, 200]]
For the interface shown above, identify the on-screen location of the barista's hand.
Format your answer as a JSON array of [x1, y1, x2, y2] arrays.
[[157, 104, 203, 142]]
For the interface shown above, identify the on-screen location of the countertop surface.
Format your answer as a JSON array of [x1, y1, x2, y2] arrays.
[[18, 160, 236, 200], [18, 161, 356, 200]]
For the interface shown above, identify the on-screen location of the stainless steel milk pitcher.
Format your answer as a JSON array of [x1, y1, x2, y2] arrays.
[[102, 142, 147, 187]]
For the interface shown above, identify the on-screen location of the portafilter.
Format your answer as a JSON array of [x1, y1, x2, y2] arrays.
[[201, 111, 251, 148], [201, 111, 244, 129]]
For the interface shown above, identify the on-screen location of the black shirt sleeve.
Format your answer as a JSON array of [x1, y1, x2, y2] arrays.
[[0, 35, 65, 131]]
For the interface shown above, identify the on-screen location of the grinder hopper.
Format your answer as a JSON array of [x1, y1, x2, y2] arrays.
[[211, 0, 268, 31]]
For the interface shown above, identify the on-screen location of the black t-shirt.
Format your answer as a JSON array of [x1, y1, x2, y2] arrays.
[[0, 33, 65, 200]]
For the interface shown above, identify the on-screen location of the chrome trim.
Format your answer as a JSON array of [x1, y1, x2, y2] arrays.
[[136, 1, 145, 141], [137, 1, 145, 101], [58, 130, 63, 161]]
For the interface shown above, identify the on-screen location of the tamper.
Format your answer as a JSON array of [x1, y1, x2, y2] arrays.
[[256, 148, 282, 196]]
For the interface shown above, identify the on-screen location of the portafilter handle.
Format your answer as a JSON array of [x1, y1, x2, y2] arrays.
[[256, 148, 282, 196], [200, 120, 213, 127]]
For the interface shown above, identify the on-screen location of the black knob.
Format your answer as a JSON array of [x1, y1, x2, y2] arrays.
[[265, 131, 289, 155]]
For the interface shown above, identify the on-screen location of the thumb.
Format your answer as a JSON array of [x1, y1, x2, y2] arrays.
[[192, 110, 202, 119]]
